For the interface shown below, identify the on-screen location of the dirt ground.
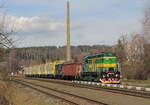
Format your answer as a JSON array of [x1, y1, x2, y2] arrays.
[[0, 80, 69, 105]]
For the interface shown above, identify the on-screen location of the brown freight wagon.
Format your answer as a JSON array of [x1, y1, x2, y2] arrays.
[[62, 63, 82, 80]]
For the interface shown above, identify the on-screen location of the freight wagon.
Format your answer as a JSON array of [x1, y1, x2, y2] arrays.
[[56, 62, 82, 80], [24, 60, 65, 78]]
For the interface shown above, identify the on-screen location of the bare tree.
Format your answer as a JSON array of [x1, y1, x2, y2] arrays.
[[142, 3, 150, 79], [143, 3, 150, 42], [127, 34, 145, 79], [0, 6, 16, 79], [116, 34, 146, 79], [115, 35, 129, 79]]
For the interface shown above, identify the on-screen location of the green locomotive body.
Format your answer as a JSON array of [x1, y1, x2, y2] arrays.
[[82, 52, 120, 83]]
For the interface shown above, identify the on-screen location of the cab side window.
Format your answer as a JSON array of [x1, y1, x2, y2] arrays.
[[88, 60, 92, 64]]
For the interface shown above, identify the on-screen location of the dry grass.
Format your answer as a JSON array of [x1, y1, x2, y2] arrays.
[[0, 78, 70, 105], [0, 80, 53, 105], [0, 81, 10, 105], [4, 81, 53, 105], [122, 79, 150, 87]]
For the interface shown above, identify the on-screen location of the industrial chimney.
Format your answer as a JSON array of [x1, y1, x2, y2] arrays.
[[66, 1, 71, 62]]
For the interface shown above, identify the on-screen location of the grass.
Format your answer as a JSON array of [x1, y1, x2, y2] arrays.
[[122, 79, 150, 87]]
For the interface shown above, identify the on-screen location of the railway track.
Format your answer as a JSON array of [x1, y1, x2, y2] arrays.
[[25, 78, 150, 99], [13, 79, 109, 105]]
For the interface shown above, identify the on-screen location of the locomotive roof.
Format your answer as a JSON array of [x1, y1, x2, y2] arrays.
[[56, 61, 82, 65], [83, 52, 117, 60]]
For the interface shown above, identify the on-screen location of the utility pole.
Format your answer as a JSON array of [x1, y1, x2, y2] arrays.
[[66, 1, 71, 62]]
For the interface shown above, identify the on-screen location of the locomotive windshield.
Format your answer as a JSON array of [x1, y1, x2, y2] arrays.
[[109, 67, 114, 72]]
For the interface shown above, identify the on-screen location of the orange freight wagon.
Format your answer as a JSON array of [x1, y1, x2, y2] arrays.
[[62, 63, 82, 80]]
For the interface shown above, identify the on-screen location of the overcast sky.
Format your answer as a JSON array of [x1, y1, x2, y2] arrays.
[[1, 0, 149, 47]]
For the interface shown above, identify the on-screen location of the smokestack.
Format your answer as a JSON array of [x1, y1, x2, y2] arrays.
[[66, 1, 71, 62]]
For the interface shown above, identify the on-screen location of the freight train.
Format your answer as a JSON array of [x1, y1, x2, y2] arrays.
[[23, 52, 120, 83]]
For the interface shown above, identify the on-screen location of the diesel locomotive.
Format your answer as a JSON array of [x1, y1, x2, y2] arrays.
[[23, 52, 120, 83]]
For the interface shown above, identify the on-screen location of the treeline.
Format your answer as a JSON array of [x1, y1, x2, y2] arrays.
[[13, 45, 113, 66]]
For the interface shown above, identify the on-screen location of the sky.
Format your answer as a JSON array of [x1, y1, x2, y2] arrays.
[[0, 0, 149, 47]]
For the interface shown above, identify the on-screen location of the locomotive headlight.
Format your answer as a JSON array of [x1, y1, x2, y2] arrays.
[[102, 75, 106, 78], [115, 74, 119, 77]]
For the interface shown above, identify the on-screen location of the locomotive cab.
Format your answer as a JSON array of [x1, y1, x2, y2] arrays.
[[82, 52, 121, 83]]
